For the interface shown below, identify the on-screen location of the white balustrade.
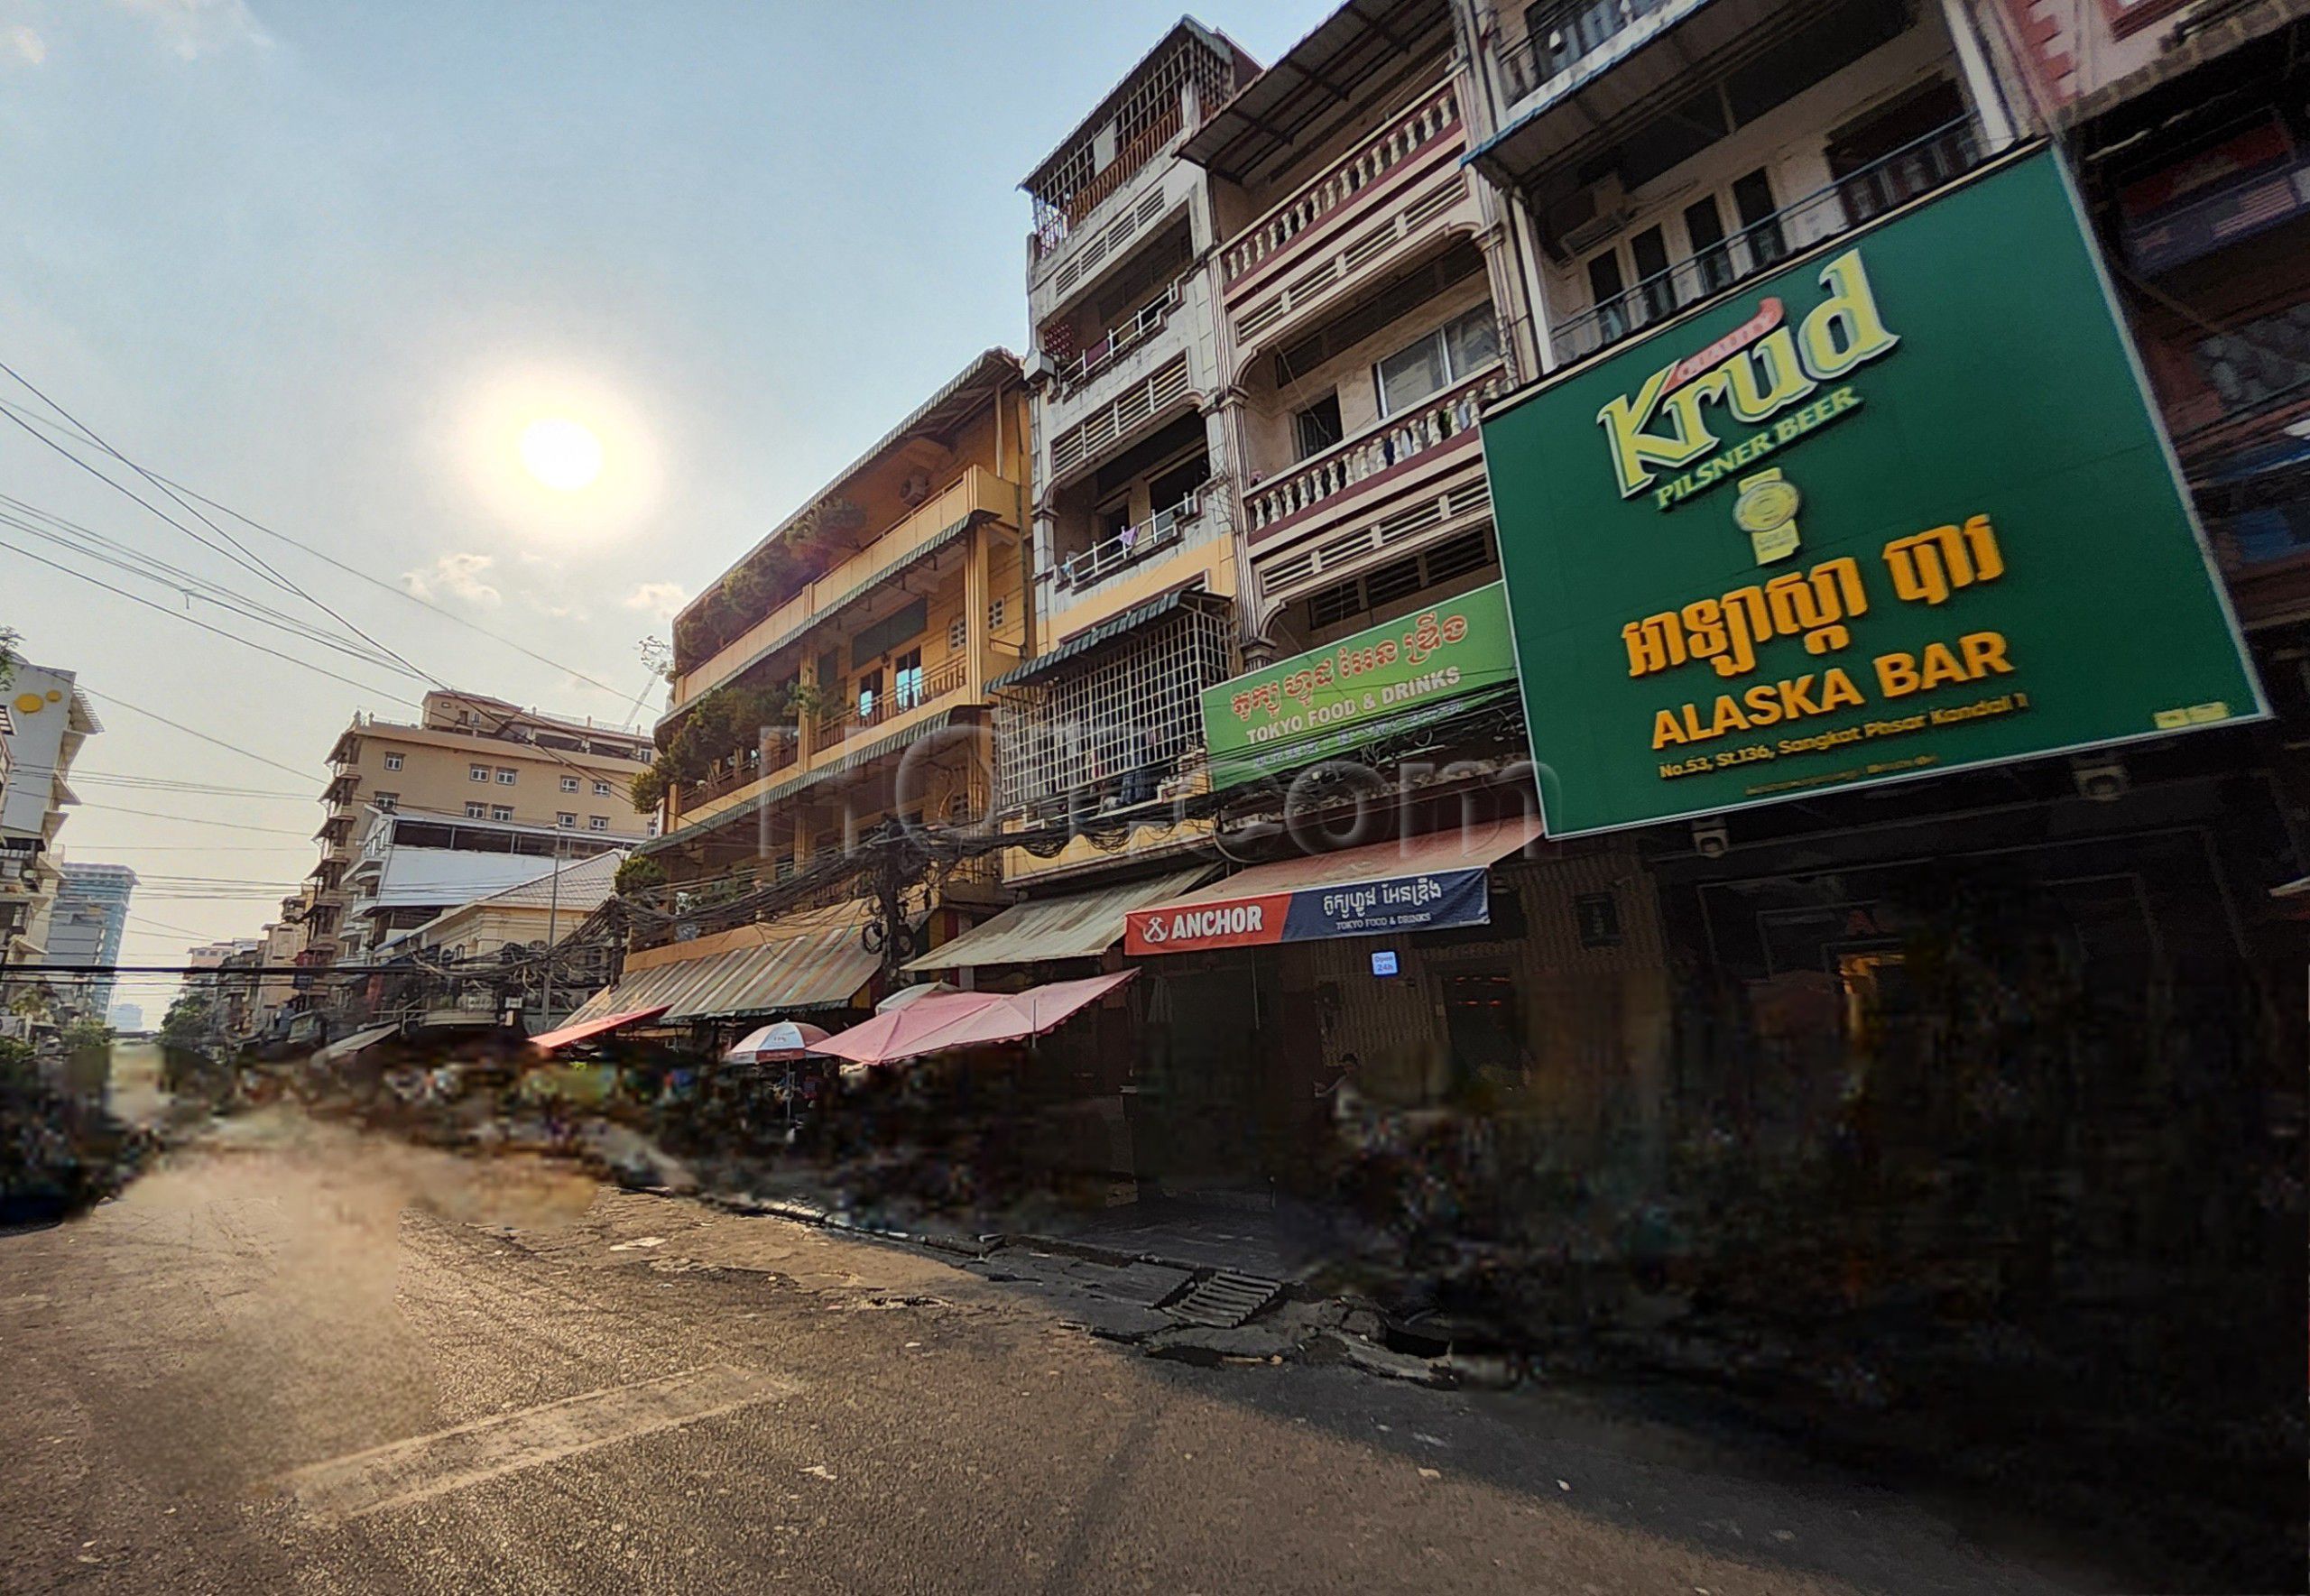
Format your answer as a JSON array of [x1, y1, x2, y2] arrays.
[[1221, 82, 1462, 285]]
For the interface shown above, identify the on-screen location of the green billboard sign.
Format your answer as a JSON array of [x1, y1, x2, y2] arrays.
[[1481, 148, 2263, 836], [1201, 580, 1519, 789]]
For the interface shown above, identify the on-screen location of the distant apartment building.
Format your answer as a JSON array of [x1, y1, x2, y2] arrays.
[[46, 863, 136, 1019], [0, 664, 98, 1005], [106, 1001, 143, 1032], [305, 689, 651, 966]]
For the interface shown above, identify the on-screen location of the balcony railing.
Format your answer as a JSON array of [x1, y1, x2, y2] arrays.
[[1246, 366, 1510, 535], [1221, 81, 1462, 287], [676, 733, 800, 811], [1051, 484, 1214, 594], [1501, 0, 1690, 103], [1055, 277, 1188, 391], [813, 653, 971, 749], [1548, 117, 1986, 366]]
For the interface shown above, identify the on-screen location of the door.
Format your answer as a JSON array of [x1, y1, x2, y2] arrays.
[[1829, 79, 1970, 222], [1585, 249, 1629, 344], [1731, 169, 1787, 275], [1631, 224, 1675, 326], [891, 647, 924, 711], [1438, 970, 1526, 1098], [1684, 194, 1733, 296]]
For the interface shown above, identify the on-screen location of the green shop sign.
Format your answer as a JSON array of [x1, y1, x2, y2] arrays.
[[1201, 580, 1519, 789], [1481, 147, 2264, 837]]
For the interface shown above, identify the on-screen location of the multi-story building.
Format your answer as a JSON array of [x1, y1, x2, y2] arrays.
[[306, 689, 651, 965], [2016, 2, 2310, 675], [982, 26, 1258, 902], [1193, 0, 1520, 652], [45, 863, 136, 1019], [1463, 0, 2019, 370], [601, 349, 1032, 1033], [0, 664, 97, 1002], [336, 798, 625, 962], [908, 5, 1546, 1193], [248, 910, 305, 1038]]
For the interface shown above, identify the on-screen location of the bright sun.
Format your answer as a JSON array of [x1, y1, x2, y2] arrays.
[[518, 417, 604, 493]]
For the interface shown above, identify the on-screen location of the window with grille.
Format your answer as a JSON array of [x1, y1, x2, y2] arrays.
[[557, 813, 577, 828], [948, 615, 967, 652], [993, 602, 1234, 813], [466, 801, 487, 819], [559, 775, 580, 792], [496, 768, 517, 785], [492, 804, 514, 822], [988, 595, 1006, 631], [469, 764, 489, 783], [383, 752, 403, 770], [588, 816, 608, 832], [594, 780, 613, 796]]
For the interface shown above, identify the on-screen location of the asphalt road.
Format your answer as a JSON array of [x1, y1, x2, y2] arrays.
[[0, 1115, 2097, 1594]]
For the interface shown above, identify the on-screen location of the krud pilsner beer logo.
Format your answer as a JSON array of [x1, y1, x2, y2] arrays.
[[1595, 249, 1899, 563]]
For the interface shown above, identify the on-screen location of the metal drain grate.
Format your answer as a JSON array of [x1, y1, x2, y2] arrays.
[[1160, 1270, 1283, 1329]]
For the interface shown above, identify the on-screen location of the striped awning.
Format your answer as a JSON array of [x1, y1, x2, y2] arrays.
[[562, 900, 882, 1027], [901, 866, 1211, 970]]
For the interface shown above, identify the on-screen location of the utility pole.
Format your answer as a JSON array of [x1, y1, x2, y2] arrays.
[[542, 832, 566, 1025]]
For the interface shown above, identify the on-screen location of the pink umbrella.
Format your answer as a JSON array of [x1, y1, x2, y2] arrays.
[[813, 971, 1135, 1066]]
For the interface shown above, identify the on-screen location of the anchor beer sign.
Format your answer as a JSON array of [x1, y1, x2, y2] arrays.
[[1480, 147, 2264, 836]]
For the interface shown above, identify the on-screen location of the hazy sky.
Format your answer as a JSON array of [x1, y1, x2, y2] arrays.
[[0, 0, 1334, 998]]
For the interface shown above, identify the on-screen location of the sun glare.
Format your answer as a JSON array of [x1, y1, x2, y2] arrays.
[[519, 417, 605, 493]]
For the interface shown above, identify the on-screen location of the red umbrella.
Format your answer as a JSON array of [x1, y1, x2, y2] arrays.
[[813, 971, 1134, 1066]]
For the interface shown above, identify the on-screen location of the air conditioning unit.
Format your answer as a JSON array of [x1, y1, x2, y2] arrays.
[[898, 470, 934, 508], [1023, 347, 1055, 384], [1543, 172, 1630, 263]]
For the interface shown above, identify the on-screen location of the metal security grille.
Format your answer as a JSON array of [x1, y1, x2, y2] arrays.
[[1026, 29, 1243, 251], [993, 604, 1234, 816]]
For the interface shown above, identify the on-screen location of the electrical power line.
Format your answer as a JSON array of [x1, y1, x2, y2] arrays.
[[0, 392, 639, 704], [80, 690, 314, 781], [0, 493, 413, 669], [72, 801, 316, 835], [0, 534, 425, 704]]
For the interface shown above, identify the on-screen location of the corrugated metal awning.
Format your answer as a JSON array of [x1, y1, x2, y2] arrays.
[[568, 900, 882, 1025], [902, 866, 1212, 970]]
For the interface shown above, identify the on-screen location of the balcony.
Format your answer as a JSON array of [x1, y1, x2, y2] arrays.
[[674, 734, 800, 813], [1052, 484, 1216, 596], [1545, 118, 1988, 366], [1499, 0, 1710, 107], [1052, 275, 1188, 392], [1246, 365, 1512, 540], [812, 653, 972, 751], [1048, 354, 1194, 481], [1218, 83, 1475, 354], [670, 465, 1018, 713]]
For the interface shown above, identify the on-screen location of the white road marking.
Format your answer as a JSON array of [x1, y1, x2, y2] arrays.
[[276, 1364, 797, 1522]]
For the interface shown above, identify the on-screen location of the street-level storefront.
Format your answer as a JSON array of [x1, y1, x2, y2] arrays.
[[1474, 138, 2298, 1534], [898, 867, 1208, 1185]]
